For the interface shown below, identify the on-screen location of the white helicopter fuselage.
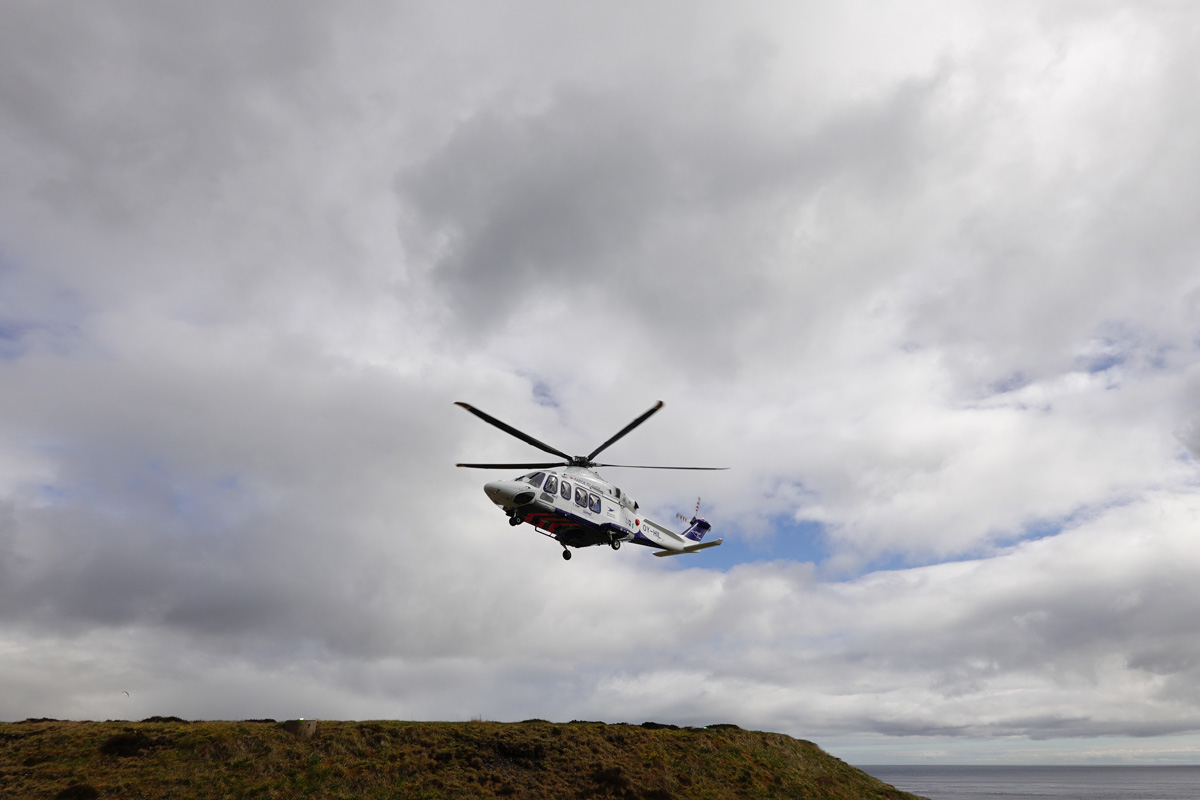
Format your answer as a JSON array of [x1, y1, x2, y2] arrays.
[[482, 466, 721, 558], [455, 399, 726, 561]]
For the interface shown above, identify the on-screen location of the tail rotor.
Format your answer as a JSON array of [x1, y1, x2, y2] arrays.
[[676, 497, 702, 524]]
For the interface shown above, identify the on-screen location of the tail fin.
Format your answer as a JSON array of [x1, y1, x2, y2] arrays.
[[682, 517, 711, 543]]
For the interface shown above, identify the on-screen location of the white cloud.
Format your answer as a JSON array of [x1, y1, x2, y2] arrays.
[[1, 0, 1199, 764]]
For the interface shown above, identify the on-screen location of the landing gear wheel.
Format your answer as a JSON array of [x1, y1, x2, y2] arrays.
[[611, 540, 621, 551], [508, 515, 523, 527], [562, 549, 572, 561]]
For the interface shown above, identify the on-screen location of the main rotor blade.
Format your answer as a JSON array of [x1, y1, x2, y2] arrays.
[[456, 462, 567, 470], [592, 463, 730, 470], [454, 402, 573, 461], [586, 400, 664, 462]]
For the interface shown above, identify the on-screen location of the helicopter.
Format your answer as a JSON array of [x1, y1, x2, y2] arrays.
[[456, 400, 727, 561]]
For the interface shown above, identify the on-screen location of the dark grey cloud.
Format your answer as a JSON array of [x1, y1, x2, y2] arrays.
[[1, 2, 329, 229], [395, 66, 945, 362]]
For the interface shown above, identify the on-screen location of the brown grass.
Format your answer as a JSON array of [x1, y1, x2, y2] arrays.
[[0, 719, 927, 799]]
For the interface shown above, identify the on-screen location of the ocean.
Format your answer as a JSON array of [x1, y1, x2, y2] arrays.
[[860, 765, 1200, 800]]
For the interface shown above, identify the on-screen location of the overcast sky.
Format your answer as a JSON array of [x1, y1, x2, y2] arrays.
[[3, 0, 1200, 765]]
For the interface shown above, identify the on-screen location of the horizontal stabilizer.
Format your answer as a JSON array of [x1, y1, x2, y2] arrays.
[[653, 538, 723, 557]]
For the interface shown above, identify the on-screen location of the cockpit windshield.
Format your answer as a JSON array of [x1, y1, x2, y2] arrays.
[[521, 472, 546, 488]]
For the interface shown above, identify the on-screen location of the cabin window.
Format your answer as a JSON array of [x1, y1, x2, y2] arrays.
[[575, 486, 588, 507], [589, 493, 601, 513], [560, 480, 572, 500], [543, 475, 558, 495], [524, 472, 545, 488]]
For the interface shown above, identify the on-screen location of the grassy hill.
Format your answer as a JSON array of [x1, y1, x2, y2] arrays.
[[0, 718, 927, 799]]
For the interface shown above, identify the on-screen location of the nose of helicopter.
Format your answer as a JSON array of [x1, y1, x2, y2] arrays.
[[483, 480, 537, 509]]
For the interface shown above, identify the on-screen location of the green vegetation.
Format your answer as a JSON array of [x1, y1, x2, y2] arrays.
[[0, 718, 926, 799]]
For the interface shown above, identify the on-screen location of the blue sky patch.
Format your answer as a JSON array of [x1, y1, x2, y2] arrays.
[[0, 321, 26, 359], [995, 517, 1066, 548], [525, 376, 558, 407], [1083, 351, 1124, 373], [36, 483, 73, 506], [660, 515, 828, 571], [988, 371, 1031, 394]]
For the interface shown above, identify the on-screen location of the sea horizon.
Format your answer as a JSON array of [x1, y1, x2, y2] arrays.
[[861, 764, 1200, 800]]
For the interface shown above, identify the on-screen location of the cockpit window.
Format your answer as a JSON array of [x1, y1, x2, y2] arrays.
[[543, 475, 558, 494], [575, 485, 588, 508], [523, 472, 545, 488]]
